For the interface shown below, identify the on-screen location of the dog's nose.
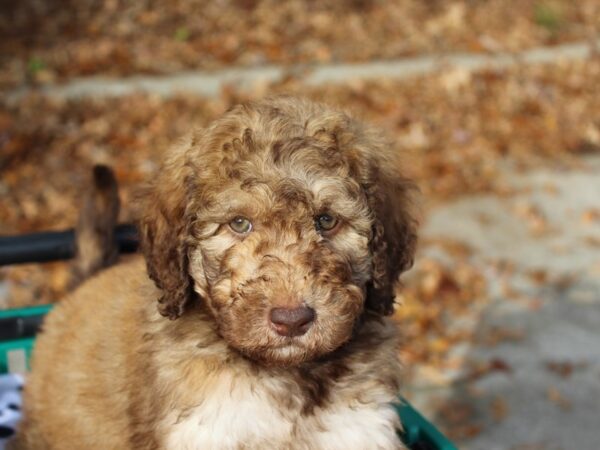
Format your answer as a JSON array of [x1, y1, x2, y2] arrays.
[[269, 306, 315, 337]]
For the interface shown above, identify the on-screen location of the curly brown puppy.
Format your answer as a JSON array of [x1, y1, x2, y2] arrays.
[[13, 97, 417, 450]]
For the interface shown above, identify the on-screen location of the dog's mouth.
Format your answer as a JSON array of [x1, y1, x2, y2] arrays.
[[223, 325, 319, 367], [244, 341, 313, 367], [270, 335, 309, 350], [259, 326, 313, 352]]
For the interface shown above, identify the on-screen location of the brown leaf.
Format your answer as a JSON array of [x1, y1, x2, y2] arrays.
[[544, 360, 588, 379], [581, 208, 600, 224], [491, 396, 509, 422], [546, 387, 572, 410]]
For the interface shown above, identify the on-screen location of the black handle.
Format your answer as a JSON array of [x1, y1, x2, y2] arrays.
[[0, 314, 48, 341], [0, 224, 139, 266]]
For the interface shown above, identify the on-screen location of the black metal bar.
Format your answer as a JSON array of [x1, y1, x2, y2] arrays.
[[0, 224, 139, 266], [0, 314, 47, 342]]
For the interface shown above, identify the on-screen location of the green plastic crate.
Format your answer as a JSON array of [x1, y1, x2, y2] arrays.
[[0, 305, 457, 450], [0, 304, 52, 373], [395, 401, 458, 450]]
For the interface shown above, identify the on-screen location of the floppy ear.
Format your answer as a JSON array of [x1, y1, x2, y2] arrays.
[[136, 139, 195, 320], [309, 114, 418, 316], [365, 163, 417, 316]]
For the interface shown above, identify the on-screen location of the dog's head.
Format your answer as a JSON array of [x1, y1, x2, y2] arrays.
[[138, 97, 417, 366]]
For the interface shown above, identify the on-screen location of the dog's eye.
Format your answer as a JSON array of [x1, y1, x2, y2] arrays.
[[315, 214, 338, 232], [229, 216, 253, 234]]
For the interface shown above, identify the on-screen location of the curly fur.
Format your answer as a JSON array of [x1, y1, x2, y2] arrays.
[[140, 97, 416, 321], [13, 97, 417, 450]]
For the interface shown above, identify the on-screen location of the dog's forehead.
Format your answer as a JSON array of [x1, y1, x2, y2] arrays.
[[190, 142, 368, 227], [187, 104, 377, 223], [209, 170, 362, 216], [232, 140, 362, 205]]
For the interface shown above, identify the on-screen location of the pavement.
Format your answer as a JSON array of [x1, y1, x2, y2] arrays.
[[409, 157, 600, 450]]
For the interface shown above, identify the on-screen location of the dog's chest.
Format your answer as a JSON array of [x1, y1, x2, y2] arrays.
[[161, 373, 402, 450], [162, 377, 291, 449]]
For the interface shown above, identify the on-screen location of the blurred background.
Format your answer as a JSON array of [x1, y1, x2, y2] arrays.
[[1, 1, 599, 448]]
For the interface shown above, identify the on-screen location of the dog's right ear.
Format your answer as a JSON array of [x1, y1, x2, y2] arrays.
[[137, 140, 195, 320]]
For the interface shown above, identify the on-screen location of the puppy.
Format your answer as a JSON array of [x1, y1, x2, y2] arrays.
[[13, 97, 417, 450]]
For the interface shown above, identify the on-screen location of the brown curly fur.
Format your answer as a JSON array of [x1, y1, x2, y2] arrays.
[[13, 97, 417, 450], [139, 97, 416, 364]]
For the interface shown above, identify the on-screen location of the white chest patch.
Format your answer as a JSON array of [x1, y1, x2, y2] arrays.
[[162, 373, 292, 450], [161, 372, 403, 450]]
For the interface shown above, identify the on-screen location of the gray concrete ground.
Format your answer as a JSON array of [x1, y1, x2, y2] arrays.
[[412, 157, 600, 450]]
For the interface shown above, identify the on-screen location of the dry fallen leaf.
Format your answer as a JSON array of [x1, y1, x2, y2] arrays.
[[491, 396, 509, 422], [481, 327, 526, 347], [551, 273, 578, 290], [464, 358, 513, 382], [526, 269, 548, 285], [546, 386, 572, 410], [584, 236, 600, 247], [581, 208, 600, 224], [544, 360, 588, 379], [512, 202, 550, 236]]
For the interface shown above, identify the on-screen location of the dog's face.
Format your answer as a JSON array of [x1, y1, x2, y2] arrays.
[[139, 98, 416, 367], [187, 136, 373, 366]]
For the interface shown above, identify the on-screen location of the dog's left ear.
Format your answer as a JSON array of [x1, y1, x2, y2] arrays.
[[365, 162, 417, 315], [349, 130, 417, 316], [312, 116, 418, 316], [136, 140, 195, 320]]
